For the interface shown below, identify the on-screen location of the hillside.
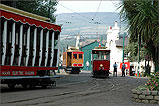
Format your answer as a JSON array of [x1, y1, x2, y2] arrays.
[[56, 12, 126, 37], [55, 12, 127, 52]]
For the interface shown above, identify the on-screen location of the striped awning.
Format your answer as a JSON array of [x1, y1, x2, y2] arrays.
[[0, 4, 61, 32]]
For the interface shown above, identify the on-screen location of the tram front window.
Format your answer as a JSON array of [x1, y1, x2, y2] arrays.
[[92, 51, 110, 60], [73, 54, 77, 59]]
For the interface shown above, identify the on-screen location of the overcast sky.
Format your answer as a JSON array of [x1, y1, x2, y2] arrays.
[[55, 1, 121, 14]]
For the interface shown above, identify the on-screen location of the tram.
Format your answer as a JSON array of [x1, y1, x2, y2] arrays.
[[0, 4, 61, 88], [63, 47, 84, 74], [92, 46, 110, 77]]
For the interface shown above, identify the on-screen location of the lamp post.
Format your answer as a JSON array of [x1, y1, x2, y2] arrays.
[[57, 63, 60, 73], [122, 33, 126, 62], [137, 34, 141, 77]]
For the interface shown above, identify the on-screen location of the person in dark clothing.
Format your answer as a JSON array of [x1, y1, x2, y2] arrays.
[[113, 62, 118, 77], [121, 62, 126, 77]]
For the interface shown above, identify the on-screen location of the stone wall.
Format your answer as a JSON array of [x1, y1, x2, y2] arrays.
[[131, 89, 159, 104]]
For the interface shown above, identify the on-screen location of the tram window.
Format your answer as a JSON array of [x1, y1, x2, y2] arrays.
[[79, 54, 83, 59], [49, 31, 52, 48], [106, 53, 110, 60], [7, 23, 12, 43], [92, 54, 98, 60], [73, 54, 77, 59], [8, 32, 12, 43], [92, 51, 110, 60], [23, 33, 27, 45], [37, 28, 41, 47]]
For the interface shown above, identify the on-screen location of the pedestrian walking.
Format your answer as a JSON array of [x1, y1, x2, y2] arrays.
[[86, 61, 89, 71], [113, 62, 118, 77], [121, 62, 126, 77]]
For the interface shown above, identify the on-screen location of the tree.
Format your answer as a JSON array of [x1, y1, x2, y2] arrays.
[[1, 0, 57, 23], [119, 0, 159, 72], [125, 41, 147, 62]]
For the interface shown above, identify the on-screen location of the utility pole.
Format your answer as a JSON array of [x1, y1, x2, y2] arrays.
[[48, 0, 51, 22], [122, 33, 126, 62], [137, 34, 141, 77], [100, 34, 103, 45]]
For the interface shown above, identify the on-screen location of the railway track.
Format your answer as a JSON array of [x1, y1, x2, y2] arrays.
[[1, 76, 142, 106]]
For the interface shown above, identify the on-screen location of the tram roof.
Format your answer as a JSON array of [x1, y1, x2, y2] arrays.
[[0, 4, 61, 32], [92, 49, 110, 52], [92, 47, 110, 52], [66, 49, 83, 53]]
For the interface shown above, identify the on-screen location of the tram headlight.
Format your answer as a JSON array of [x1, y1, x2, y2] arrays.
[[99, 64, 104, 70], [100, 64, 103, 67]]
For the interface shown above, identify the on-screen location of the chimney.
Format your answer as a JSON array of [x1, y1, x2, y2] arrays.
[[114, 21, 118, 27]]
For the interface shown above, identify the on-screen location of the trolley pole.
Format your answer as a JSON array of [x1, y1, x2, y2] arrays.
[[122, 34, 125, 62], [57, 63, 60, 73], [57, 58, 60, 73]]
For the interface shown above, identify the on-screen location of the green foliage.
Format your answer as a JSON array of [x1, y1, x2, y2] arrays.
[[119, 0, 159, 71], [145, 72, 159, 91], [120, 0, 159, 45], [136, 85, 147, 90], [125, 41, 147, 62], [16, 0, 57, 23]]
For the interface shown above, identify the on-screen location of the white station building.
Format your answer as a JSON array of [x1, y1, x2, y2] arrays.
[[106, 21, 128, 72]]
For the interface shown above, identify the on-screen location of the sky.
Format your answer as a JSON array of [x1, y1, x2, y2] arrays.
[[55, 1, 121, 14]]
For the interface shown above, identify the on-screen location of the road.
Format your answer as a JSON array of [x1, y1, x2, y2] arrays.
[[1, 70, 158, 106]]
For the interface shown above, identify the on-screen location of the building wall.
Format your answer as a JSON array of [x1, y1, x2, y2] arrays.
[[106, 22, 123, 71], [81, 41, 104, 70], [111, 47, 123, 71]]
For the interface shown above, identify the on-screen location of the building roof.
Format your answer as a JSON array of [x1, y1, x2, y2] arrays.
[[81, 40, 105, 48], [115, 37, 129, 47]]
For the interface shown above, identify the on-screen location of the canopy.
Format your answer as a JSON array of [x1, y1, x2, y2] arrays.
[[0, 4, 61, 32]]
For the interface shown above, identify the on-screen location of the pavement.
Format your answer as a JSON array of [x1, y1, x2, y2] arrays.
[[56, 69, 149, 79], [1, 69, 155, 106]]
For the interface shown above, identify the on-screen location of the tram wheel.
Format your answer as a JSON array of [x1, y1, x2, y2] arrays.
[[29, 84, 36, 89], [8, 83, 16, 89], [21, 83, 28, 89], [41, 85, 47, 88]]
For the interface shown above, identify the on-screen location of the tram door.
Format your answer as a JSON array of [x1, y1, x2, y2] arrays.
[[67, 52, 72, 66]]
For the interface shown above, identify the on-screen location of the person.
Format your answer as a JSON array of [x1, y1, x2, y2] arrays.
[[121, 62, 126, 77], [113, 62, 118, 77], [86, 61, 89, 71]]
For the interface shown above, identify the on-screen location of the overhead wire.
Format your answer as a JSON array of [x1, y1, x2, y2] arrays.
[[56, 1, 123, 36], [56, 2, 92, 22], [56, 1, 115, 25], [92, 0, 102, 21]]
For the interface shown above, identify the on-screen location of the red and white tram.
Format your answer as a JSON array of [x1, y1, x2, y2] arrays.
[[92, 46, 110, 77], [0, 4, 61, 88]]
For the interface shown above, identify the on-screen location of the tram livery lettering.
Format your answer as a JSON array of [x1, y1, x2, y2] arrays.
[[1, 70, 36, 76], [1, 71, 11, 76], [24, 71, 35, 75], [12, 71, 24, 75]]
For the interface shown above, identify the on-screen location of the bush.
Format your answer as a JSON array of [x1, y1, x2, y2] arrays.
[[145, 71, 159, 91]]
